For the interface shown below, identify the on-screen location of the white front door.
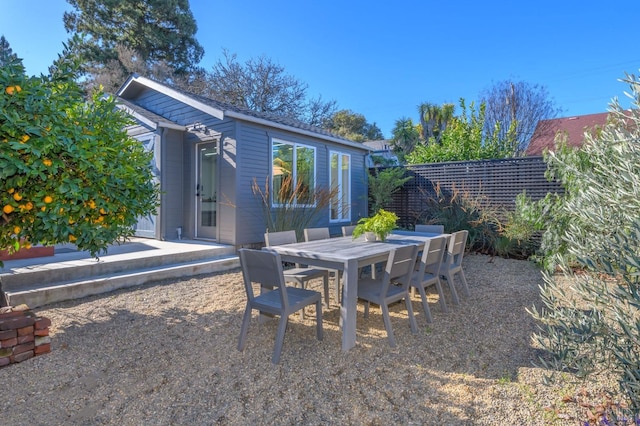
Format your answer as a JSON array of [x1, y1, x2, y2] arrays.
[[195, 142, 217, 239]]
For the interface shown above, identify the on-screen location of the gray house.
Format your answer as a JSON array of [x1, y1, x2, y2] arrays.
[[115, 74, 370, 247]]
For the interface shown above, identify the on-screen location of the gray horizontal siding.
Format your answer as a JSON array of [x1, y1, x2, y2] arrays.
[[234, 120, 369, 246]]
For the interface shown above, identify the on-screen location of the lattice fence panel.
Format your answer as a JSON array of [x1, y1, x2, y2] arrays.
[[374, 156, 564, 229]]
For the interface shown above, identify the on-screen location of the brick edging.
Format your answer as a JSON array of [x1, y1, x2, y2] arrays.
[[0, 304, 51, 368]]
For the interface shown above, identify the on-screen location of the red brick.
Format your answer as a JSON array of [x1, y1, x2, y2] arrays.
[[12, 342, 34, 355], [0, 329, 16, 340], [11, 350, 33, 363], [0, 311, 28, 320], [0, 356, 10, 367], [17, 334, 34, 344], [1, 337, 17, 348], [34, 317, 51, 329], [17, 326, 34, 336], [34, 328, 49, 337], [34, 343, 50, 355], [0, 316, 35, 330], [0, 348, 12, 357]]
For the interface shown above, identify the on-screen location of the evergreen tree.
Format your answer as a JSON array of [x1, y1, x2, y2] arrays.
[[0, 35, 19, 66], [63, 0, 204, 92]]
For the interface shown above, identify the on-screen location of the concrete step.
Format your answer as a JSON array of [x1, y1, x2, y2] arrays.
[[0, 239, 239, 308]]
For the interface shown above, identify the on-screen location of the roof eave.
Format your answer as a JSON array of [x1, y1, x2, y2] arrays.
[[224, 110, 369, 151], [118, 74, 225, 120]]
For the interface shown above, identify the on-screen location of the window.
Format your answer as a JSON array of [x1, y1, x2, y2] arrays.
[[272, 139, 316, 206], [330, 151, 350, 221]]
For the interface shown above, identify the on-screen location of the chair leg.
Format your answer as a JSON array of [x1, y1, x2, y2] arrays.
[[405, 296, 418, 334], [458, 269, 470, 297], [237, 305, 252, 351], [434, 278, 449, 313], [417, 286, 433, 323], [322, 274, 330, 308], [380, 304, 396, 347], [272, 315, 289, 364], [443, 271, 460, 305], [315, 300, 323, 341]]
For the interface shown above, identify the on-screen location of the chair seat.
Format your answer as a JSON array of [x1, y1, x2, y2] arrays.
[[358, 279, 406, 302], [284, 267, 328, 280], [253, 286, 322, 314]]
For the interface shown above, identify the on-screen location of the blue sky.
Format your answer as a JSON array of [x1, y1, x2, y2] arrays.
[[2, 0, 639, 138]]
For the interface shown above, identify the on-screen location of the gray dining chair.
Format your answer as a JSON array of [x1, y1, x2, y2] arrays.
[[303, 227, 341, 306], [441, 230, 470, 305], [415, 224, 445, 234], [237, 249, 323, 364], [409, 236, 448, 323], [264, 230, 330, 308], [341, 225, 357, 237], [357, 244, 419, 347]]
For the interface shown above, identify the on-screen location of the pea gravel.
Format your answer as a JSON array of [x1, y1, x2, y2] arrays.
[[0, 254, 624, 425]]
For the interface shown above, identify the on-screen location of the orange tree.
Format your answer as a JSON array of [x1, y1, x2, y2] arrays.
[[0, 51, 158, 264]]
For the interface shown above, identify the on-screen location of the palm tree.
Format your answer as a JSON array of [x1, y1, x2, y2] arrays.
[[417, 102, 455, 144]]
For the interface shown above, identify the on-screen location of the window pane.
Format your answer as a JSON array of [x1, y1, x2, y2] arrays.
[[341, 154, 350, 219], [296, 146, 314, 204], [272, 141, 293, 204], [330, 153, 339, 220]]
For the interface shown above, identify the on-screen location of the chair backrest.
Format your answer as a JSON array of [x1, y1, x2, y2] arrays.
[[446, 230, 469, 268], [264, 230, 297, 246], [239, 248, 289, 307], [304, 227, 330, 242], [341, 225, 356, 237], [419, 236, 448, 277], [415, 224, 445, 234], [381, 245, 418, 295]]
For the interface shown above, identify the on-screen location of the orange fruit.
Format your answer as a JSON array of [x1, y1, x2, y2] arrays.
[[43, 195, 53, 203], [43, 159, 52, 167], [19, 135, 30, 143], [25, 202, 33, 211], [8, 188, 15, 194], [13, 192, 22, 201], [99, 208, 107, 215], [13, 225, 21, 234], [68, 234, 77, 242], [3, 204, 14, 214], [5, 85, 20, 95], [23, 241, 31, 250]]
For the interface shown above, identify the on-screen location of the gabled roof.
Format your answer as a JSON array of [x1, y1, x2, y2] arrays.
[[115, 97, 185, 131], [526, 112, 609, 156], [116, 74, 368, 151]]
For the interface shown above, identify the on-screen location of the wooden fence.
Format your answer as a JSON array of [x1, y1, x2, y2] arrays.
[[375, 156, 564, 228]]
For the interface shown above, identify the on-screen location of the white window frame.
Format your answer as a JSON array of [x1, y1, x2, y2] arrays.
[[329, 150, 351, 222], [271, 138, 317, 207]]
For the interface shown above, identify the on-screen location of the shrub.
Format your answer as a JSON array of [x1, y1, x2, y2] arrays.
[[251, 175, 337, 242], [529, 72, 640, 416], [413, 182, 539, 259], [368, 167, 412, 213], [0, 44, 158, 265]]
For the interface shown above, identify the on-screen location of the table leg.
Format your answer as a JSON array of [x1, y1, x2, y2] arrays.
[[341, 259, 358, 351]]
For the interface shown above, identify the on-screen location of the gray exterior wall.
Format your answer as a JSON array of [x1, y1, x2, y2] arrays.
[[120, 82, 369, 247], [160, 128, 184, 240], [234, 120, 368, 245]]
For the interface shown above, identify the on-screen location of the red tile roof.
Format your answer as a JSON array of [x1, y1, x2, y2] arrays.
[[526, 112, 609, 156]]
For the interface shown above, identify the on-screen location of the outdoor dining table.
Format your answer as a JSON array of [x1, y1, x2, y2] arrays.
[[265, 230, 445, 351]]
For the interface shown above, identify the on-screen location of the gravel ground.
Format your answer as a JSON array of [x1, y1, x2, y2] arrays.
[[0, 254, 624, 425]]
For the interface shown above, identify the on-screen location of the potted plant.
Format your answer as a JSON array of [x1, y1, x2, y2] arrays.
[[352, 209, 399, 241]]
